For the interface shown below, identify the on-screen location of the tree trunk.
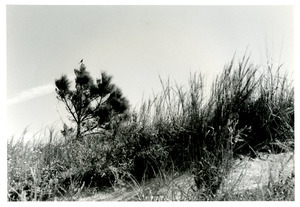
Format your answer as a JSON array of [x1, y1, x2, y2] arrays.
[[76, 120, 81, 140]]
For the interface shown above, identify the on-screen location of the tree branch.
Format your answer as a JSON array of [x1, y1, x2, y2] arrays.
[[63, 97, 78, 123]]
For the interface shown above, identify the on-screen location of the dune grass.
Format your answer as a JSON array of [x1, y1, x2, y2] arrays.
[[7, 53, 294, 201]]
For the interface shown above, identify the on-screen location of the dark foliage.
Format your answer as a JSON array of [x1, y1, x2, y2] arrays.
[[55, 63, 129, 139]]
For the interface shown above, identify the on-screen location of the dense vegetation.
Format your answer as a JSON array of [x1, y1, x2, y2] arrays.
[[7, 53, 294, 201]]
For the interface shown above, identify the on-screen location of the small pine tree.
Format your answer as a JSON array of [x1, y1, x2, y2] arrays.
[[55, 62, 129, 140]]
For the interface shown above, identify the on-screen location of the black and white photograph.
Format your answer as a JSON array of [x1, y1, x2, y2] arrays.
[[2, 1, 296, 203]]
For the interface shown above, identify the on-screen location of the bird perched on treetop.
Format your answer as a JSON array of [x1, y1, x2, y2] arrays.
[[79, 59, 83, 64]]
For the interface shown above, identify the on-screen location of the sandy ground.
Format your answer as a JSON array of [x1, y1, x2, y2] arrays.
[[78, 152, 294, 201], [222, 152, 294, 193]]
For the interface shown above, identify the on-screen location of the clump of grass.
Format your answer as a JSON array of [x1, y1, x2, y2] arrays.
[[7, 128, 66, 201], [7, 127, 116, 201], [94, 51, 293, 200]]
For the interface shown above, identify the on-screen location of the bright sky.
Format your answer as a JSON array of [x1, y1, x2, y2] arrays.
[[5, 5, 294, 140]]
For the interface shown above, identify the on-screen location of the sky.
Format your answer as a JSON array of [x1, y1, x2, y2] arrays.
[[5, 5, 294, 141]]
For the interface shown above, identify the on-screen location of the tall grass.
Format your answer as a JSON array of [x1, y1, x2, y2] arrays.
[[118, 52, 293, 199], [7, 53, 294, 201]]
